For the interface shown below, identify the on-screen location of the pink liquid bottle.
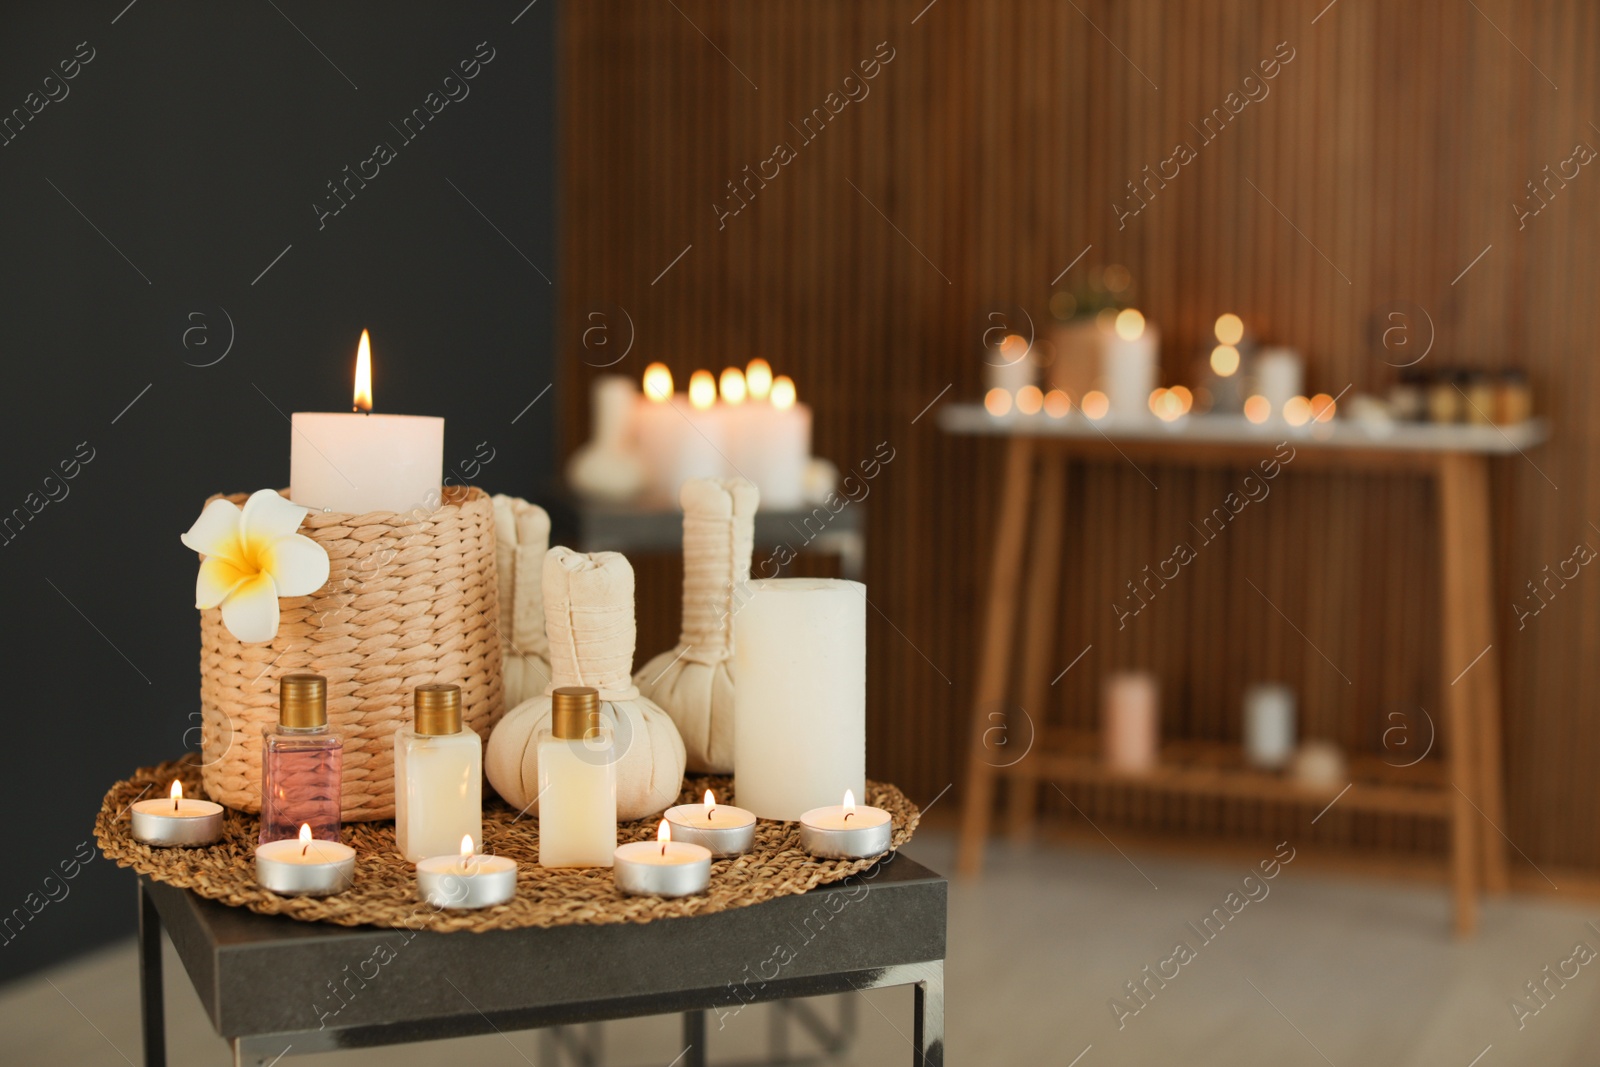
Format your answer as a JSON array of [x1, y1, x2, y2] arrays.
[[259, 673, 343, 844]]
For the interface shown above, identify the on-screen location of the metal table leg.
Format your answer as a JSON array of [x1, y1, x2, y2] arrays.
[[138, 879, 166, 1067], [682, 1008, 707, 1067], [913, 960, 944, 1067]]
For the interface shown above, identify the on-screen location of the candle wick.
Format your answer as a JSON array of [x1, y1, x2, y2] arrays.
[[302, 842, 310, 856], [173, 797, 179, 812], [707, 808, 715, 821], [844, 811, 854, 822], [661, 842, 667, 856]]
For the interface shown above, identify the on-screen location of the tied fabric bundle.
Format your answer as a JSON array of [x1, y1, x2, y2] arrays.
[[486, 548, 686, 820], [635, 477, 758, 773], [492, 494, 554, 707]]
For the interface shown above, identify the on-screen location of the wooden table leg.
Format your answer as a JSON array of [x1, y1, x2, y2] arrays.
[[956, 436, 1037, 875], [1454, 456, 1510, 894], [1438, 455, 1484, 935], [1008, 449, 1068, 843]]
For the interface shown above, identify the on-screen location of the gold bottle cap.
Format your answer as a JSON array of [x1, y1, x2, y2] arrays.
[[279, 673, 327, 729], [550, 686, 601, 740], [414, 684, 463, 735]]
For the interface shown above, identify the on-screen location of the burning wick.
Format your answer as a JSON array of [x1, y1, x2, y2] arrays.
[[170, 780, 182, 812], [704, 789, 716, 822], [298, 823, 314, 857]]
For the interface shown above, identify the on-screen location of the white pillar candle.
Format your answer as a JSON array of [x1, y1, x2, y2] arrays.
[[289, 331, 444, 514], [744, 375, 810, 510], [1103, 310, 1159, 421], [734, 577, 866, 820], [255, 824, 356, 897], [798, 789, 892, 858], [1103, 671, 1159, 772], [567, 375, 646, 501], [613, 822, 712, 897], [664, 790, 757, 856], [1243, 684, 1296, 769], [1255, 347, 1304, 414], [416, 836, 517, 909], [641, 375, 729, 501], [984, 333, 1036, 395], [130, 781, 223, 847]]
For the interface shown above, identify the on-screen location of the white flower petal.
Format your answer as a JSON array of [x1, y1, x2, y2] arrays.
[[262, 533, 329, 597], [241, 489, 311, 543], [181, 498, 245, 565], [220, 574, 280, 644], [196, 557, 250, 609]]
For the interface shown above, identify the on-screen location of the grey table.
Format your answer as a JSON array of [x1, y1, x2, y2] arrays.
[[543, 493, 866, 582], [138, 854, 945, 1066]]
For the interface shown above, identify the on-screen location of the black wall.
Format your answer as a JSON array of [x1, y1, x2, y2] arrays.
[[0, 2, 558, 984]]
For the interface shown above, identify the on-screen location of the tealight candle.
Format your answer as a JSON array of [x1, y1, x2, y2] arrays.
[[130, 781, 224, 847], [416, 835, 517, 909], [613, 821, 712, 897], [664, 790, 757, 857], [255, 823, 356, 897], [798, 790, 892, 859]]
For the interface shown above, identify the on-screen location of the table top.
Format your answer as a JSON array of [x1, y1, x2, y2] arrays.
[[938, 403, 1550, 455], [542, 489, 865, 555], [146, 852, 944, 1046]]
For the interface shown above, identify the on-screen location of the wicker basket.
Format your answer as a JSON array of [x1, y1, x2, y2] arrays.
[[198, 486, 504, 821]]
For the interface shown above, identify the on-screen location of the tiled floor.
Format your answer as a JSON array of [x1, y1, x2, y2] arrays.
[[6, 829, 1599, 1065]]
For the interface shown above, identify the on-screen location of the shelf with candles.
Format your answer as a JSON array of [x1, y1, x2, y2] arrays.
[[1010, 730, 1452, 819]]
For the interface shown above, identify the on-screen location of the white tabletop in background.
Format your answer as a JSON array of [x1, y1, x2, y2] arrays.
[[938, 403, 1549, 455]]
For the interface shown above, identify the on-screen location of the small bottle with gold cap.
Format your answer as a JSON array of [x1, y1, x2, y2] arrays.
[[395, 683, 483, 863], [260, 673, 342, 845], [539, 686, 617, 868]]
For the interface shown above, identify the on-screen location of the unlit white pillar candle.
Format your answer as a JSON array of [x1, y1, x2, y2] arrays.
[[1103, 672, 1159, 772], [1255, 347, 1304, 414], [1244, 684, 1296, 769], [733, 578, 866, 820]]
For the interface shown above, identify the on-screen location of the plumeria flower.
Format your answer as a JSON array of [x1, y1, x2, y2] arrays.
[[180, 489, 330, 643]]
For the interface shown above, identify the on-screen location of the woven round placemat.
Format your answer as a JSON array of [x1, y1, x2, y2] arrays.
[[96, 755, 919, 932]]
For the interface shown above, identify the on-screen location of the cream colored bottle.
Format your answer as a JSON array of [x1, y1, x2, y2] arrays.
[[539, 686, 618, 868], [395, 684, 483, 863]]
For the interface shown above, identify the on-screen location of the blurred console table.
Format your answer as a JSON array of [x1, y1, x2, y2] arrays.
[[942, 405, 1550, 936], [544, 491, 865, 581]]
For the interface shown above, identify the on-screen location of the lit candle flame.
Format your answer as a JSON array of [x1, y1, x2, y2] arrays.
[[1210, 344, 1240, 377], [746, 359, 773, 400], [719, 367, 747, 405], [688, 370, 717, 410], [843, 789, 856, 822], [984, 387, 1013, 417], [353, 330, 373, 413], [770, 375, 796, 411], [460, 835, 475, 861], [1081, 390, 1110, 420], [1214, 313, 1244, 345], [704, 789, 716, 820], [299, 822, 313, 855], [1114, 308, 1146, 341], [171, 780, 182, 810], [643, 362, 674, 402], [658, 818, 671, 855]]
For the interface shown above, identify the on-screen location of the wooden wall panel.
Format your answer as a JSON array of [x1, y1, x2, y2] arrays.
[[560, 1, 1600, 869]]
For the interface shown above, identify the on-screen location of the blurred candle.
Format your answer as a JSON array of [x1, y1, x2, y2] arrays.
[[1104, 310, 1158, 421], [746, 375, 809, 509], [1103, 672, 1158, 772], [985, 333, 1036, 395], [746, 358, 773, 400], [1244, 684, 1296, 769], [1255, 347, 1304, 414]]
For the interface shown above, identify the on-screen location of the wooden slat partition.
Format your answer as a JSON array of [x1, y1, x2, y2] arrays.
[[560, 1, 1600, 870]]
